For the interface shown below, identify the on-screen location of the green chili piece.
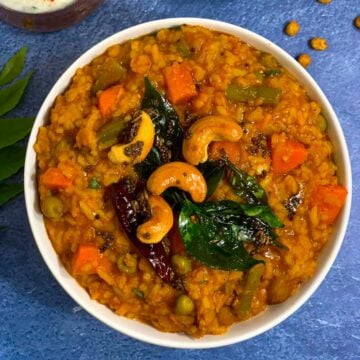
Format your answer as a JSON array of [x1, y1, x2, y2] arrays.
[[92, 58, 126, 93], [226, 84, 282, 105], [264, 69, 282, 77], [235, 263, 265, 320], [226, 84, 257, 102], [88, 177, 101, 189], [98, 117, 127, 150], [176, 39, 191, 58], [133, 288, 144, 299], [255, 87, 282, 105]]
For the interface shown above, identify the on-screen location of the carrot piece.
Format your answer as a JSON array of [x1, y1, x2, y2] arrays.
[[310, 184, 347, 224], [163, 62, 197, 105], [271, 139, 308, 173], [98, 84, 122, 117], [72, 244, 105, 275], [41, 167, 72, 190], [209, 141, 242, 165]]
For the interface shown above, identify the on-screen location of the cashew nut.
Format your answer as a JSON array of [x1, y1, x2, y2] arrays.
[[147, 161, 207, 203], [108, 111, 155, 165], [182, 115, 243, 165], [136, 195, 174, 244]]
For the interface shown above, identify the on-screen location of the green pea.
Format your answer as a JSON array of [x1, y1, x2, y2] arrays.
[[117, 253, 137, 274], [175, 294, 195, 315], [259, 53, 279, 68], [41, 196, 64, 219], [176, 39, 191, 58], [314, 114, 327, 132], [88, 177, 101, 189], [54, 137, 74, 156], [171, 254, 192, 275]]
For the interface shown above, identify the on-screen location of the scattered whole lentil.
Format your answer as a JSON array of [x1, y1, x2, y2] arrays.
[[310, 37, 328, 51], [297, 53, 312, 68], [317, 0, 332, 3], [355, 16, 360, 29], [285, 20, 300, 36]]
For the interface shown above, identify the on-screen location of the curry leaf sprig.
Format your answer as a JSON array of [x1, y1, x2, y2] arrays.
[[0, 47, 34, 212], [178, 199, 283, 271], [135, 77, 183, 178], [178, 160, 286, 271]]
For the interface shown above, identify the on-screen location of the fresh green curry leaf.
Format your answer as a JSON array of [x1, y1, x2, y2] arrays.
[[198, 160, 225, 199], [178, 199, 278, 271], [226, 161, 267, 205], [140, 77, 183, 164], [0, 47, 27, 87], [0, 117, 34, 149], [0, 71, 33, 117], [0, 183, 23, 206], [0, 145, 26, 181]]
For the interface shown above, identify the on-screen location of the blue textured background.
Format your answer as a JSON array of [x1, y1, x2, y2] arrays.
[[0, 0, 359, 359]]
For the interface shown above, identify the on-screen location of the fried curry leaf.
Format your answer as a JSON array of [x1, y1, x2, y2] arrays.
[[0, 183, 23, 206], [226, 161, 267, 205], [0, 47, 27, 87], [163, 187, 186, 211], [0, 226, 6, 232], [140, 77, 183, 163], [134, 147, 162, 178], [204, 200, 286, 249], [178, 199, 284, 271], [198, 160, 225, 199], [0, 71, 33, 116], [198, 160, 268, 205], [239, 203, 283, 228], [0, 117, 34, 149]]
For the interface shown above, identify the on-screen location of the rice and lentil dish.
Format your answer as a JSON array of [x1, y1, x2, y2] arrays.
[[34, 25, 347, 337]]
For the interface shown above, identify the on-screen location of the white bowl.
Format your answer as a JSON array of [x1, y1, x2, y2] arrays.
[[24, 18, 352, 349]]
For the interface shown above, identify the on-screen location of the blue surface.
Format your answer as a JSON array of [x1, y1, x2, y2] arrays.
[[0, 0, 359, 359]]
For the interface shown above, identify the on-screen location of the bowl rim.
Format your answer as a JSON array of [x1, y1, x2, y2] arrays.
[[24, 17, 352, 349]]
